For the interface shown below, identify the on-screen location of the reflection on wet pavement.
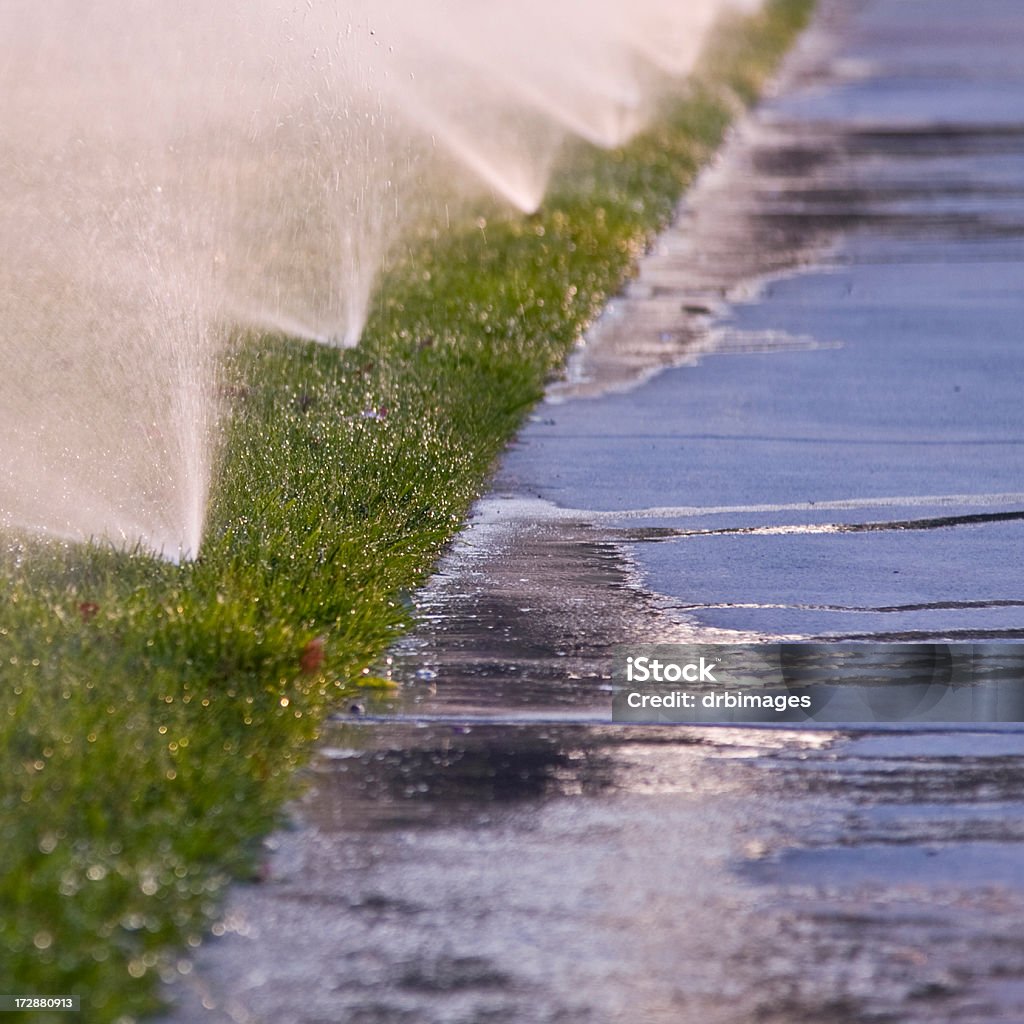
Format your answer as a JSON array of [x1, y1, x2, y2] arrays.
[[165, 724, 1024, 1023]]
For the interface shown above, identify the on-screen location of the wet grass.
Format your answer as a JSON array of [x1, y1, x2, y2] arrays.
[[0, 2, 814, 1020]]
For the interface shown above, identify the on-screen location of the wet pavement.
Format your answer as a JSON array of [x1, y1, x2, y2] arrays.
[[163, 2, 1024, 1022], [503, 0, 1024, 643], [163, 723, 1024, 1023]]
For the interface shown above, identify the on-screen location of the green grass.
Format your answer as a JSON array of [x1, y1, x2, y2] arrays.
[[0, 2, 814, 1020]]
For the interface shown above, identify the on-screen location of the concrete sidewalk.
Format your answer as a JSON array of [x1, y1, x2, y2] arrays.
[[491, 0, 1024, 644]]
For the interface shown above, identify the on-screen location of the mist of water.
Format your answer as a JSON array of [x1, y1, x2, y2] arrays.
[[0, 0, 761, 558]]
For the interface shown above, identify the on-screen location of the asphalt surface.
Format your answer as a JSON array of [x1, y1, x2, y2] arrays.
[[162, 3, 1024, 1021]]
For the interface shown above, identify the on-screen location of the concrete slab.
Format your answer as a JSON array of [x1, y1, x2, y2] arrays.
[[493, 0, 1024, 642]]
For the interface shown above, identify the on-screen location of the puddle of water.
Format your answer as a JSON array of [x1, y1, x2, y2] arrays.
[[163, 722, 1024, 1023]]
